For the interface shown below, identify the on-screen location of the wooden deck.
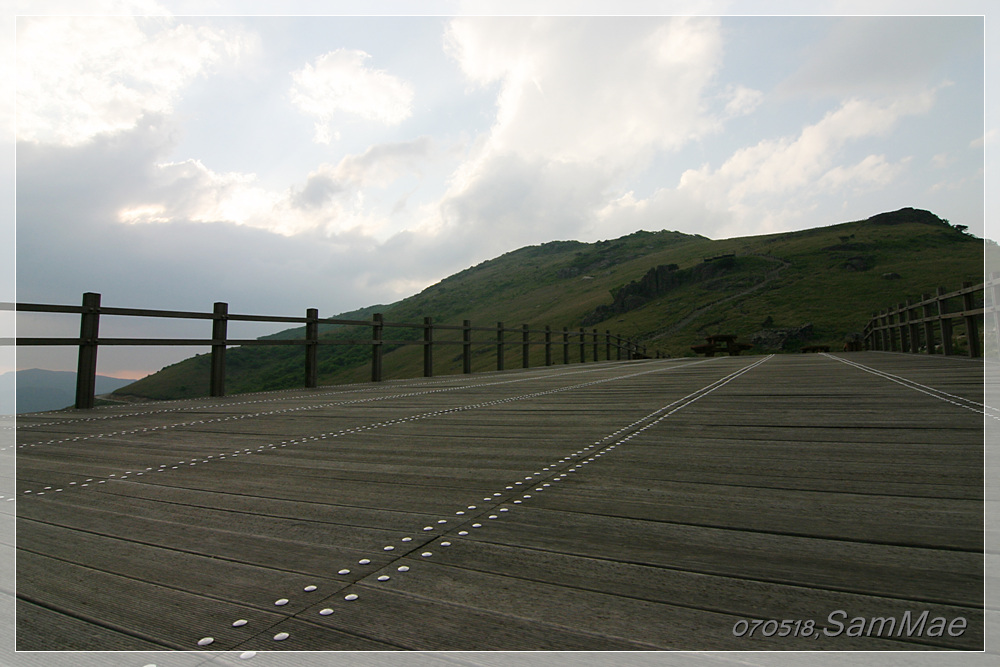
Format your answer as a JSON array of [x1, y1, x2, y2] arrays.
[[9, 352, 986, 654]]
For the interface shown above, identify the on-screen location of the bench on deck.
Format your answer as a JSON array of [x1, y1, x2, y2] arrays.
[[691, 334, 753, 357]]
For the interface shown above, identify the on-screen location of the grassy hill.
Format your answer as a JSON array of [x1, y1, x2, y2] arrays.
[[116, 207, 983, 400]]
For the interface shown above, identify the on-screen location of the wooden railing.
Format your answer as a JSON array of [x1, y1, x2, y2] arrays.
[[863, 279, 989, 357], [1, 293, 645, 409]]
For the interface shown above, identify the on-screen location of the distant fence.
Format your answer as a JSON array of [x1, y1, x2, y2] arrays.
[[863, 278, 991, 357], [1, 293, 645, 409]]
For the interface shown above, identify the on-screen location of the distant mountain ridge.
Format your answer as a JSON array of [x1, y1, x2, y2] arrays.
[[116, 208, 983, 400], [2, 369, 134, 414]]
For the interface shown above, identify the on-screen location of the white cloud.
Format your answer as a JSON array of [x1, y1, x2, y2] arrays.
[[677, 92, 934, 220], [931, 152, 955, 168], [722, 84, 764, 118], [780, 16, 979, 98], [971, 129, 996, 148], [443, 16, 725, 168], [293, 137, 432, 209], [819, 154, 906, 192], [16, 15, 254, 146], [117, 137, 433, 238], [427, 16, 737, 253], [289, 49, 414, 144]]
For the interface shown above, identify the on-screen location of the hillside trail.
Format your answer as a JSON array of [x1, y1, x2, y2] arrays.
[[646, 253, 791, 343]]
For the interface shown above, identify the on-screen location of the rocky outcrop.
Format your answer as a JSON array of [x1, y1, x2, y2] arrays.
[[581, 257, 735, 326], [750, 324, 814, 351]]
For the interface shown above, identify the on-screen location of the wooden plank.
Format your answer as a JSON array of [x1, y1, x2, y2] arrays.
[[520, 481, 982, 549], [282, 583, 658, 651], [12, 354, 985, 651], [18, 502, 398, 578], [17, 551, 289, 651], [412, 537, 982, 649], [455, 505, 982, 607], [17, 520, 351, 612], [16, 599, 169, 651], [344, 556, 950, 650]]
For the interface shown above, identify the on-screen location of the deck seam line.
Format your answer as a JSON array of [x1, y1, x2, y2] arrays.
[[822, 353, 995, 418], [189, 356, 768, 649], [18, 359, 718, 498]]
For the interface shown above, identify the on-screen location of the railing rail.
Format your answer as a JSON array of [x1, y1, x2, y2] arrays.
[[862, 278, 989, 357], [1, 293, 645, 409]]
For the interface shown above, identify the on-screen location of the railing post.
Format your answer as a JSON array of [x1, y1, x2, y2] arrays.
[[463, 320, 472, 374], [579, 328, 586, 363], [906, 299, 919, 353], [616, 334, 622, 360], [371, 313, 383, 382], [522, 324, 530, 368], [895, 303, 907, 352], [305, 307, 318, 388], [888, 309, 897, 351], [992, 273, 1000, 359], [605, 330, 611, 360], [424, 317, 434, 377], [74, 292, 101, 409], [563, 327, 569, 364], [883, 311, 891, 350], [210, 301, 228, 397], [496, 322, 505, 371], [545, 326, 552, 366], [592, 329, 599, 362], [921, 294, 935, 354], [962, 281, 981, 357], [938, 287, 953, 355]]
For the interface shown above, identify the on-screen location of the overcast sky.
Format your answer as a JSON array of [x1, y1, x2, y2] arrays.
[[4, 1, 994, 379]]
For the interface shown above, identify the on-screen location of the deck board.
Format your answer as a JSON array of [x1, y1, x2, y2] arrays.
[[13, 352, 985, 651]]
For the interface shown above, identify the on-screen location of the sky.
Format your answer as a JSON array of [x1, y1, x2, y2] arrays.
[[3, 1, 994, 380]]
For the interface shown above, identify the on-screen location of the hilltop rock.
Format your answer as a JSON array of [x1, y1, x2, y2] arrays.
[[750, 324, 814, 351], [865, 207, 947, 226]]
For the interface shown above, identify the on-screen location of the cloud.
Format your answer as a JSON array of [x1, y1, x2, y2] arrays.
[[971, 129, 997, 149], [15, 121, 443, 318], [292, 137, 432, 215], [679, 92, 933, 203], [135, 138, 432, 237], [818, 154, 906, 192], [16, 15, 255, 146], [779, 16, 980, 98], [722, 84, 764, 118], [439, 153, 613, 250], [297, 136, 432, 199], [590, 90, 937, 239], [444, 16, 725, 168], [289, 49, 415, 144], [39, 113, 435, 239], [426, 16, 738, 252]]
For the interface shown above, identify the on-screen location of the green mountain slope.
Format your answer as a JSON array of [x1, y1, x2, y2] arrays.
[[117, 208, 983, 400]]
